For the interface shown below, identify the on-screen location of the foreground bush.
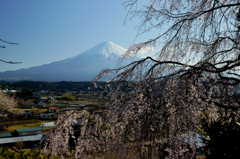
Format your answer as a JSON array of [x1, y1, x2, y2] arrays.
[[203, 113, 240, 159], [0, 147, 58, 159]]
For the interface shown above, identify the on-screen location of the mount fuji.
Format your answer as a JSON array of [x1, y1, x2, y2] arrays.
[[0, 41, 136, 81]]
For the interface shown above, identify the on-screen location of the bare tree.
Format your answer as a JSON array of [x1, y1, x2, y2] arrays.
[[0, 91, 17, 122], [98, 1, 239, 83], [0, 91, 17, 110], [45, 1, 240, 158], [98, 0, 240, 109]]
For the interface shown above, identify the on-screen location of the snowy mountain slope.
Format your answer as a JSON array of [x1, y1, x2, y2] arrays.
[[0, 41, 136, 81]]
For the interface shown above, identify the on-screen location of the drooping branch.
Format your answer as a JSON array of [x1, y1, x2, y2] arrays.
[[0, 37, 21, 64], [0, 59, 22, 64], [110, 1, 240, 83], [0, 38, 18, 45]]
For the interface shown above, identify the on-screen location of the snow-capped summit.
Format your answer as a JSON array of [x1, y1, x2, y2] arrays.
[[87, 41, 127, 57], [0, 41, 136, 81]]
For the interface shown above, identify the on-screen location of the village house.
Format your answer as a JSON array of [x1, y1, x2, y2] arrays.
[[16, 126, 43, 136], [47, 105, 60, 113], [38, 113, 57, 120]]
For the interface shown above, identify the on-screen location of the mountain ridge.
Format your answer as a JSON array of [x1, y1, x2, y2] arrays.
[[0, 41, 135, 81]]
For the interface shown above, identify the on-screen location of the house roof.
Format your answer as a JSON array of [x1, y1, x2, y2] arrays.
[[41, 122, 55, 127], [48, 106, 59, 109], [0, 132, 12, 138], [16, 126, 43, 133], [0, 134, 43, 144]]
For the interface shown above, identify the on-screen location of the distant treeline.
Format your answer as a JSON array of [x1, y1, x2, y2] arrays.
[[0, 81, 135, 92]]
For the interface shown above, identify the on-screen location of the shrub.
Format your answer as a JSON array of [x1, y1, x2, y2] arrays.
[[203, 114, 240, 159], [0, 147, 58, 159]]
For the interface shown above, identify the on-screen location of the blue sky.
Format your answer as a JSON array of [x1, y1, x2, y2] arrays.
[[0, 0, 143, 71]]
